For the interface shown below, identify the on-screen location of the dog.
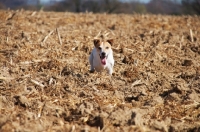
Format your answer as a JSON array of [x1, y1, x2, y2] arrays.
[[89, 33, 114, 75]]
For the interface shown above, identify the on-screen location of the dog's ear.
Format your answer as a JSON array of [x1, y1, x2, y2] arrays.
[[93, 39, 100, 47], [107, 39, 113, 46]]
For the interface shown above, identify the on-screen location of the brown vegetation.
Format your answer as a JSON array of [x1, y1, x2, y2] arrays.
[[0, 10, 200, 131]]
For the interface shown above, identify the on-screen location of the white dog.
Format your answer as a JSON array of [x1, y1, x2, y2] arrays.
[[89, 37, 114, 75]]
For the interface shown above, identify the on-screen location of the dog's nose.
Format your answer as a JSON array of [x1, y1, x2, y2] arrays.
[[101, 52, 106, 56]]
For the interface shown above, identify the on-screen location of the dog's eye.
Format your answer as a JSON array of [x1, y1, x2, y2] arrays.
[[98, 47, 102, 50], [106, 47, 109, 49]]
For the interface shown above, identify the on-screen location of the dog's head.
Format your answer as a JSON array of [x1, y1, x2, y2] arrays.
[[94, 39, 113, 65]]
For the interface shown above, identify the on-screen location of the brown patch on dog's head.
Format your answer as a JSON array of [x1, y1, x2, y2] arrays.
[[107, 39, 113, 46], [94, 39, 113, 51], [103, 40, 112, 52], [94, 39, 100, 48], [93, 31, 114, 51]]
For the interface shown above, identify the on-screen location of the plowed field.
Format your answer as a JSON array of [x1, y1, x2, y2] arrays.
[[0, 10, 200, 131]]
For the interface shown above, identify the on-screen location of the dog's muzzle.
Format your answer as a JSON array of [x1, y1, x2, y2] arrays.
[[100, 52, 107, 65]]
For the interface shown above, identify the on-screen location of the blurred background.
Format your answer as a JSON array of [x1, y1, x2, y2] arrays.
[[0, 0, 199, 15]]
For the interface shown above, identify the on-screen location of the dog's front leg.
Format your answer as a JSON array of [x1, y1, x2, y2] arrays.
[[108, 69, 113, 75], [107, 66, 113, 75], [89, 53, 95, 72]]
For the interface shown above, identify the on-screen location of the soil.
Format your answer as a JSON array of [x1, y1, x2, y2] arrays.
[[0, 10, 200, 132]]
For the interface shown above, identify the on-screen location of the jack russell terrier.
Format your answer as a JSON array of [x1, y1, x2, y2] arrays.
[[89, 33, 114, 75]]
